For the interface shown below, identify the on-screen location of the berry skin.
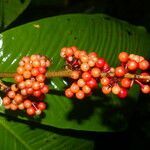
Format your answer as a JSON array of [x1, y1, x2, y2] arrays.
[[23, 70, 31, 79], [86, 78, 98, 89], [11, 84, 18, 92], [65, 47, 74, 57], [65, 88, 74, 98], [112, 85, 121, 95], [121, 78, 131, 88], [70, 71, 80, 80], [38, 67, 46, 74], [31, 68, 39, 76], [118, 52, 129, 63], [41, 85, 49, 94], [75, 90, 85, 100], [18, 103, 25, 110], [10, 103, 18, 110], [82, 72, 92, 82], [127, 60, 138, 71], [14, 74, 24, 83], [33, 90, 42, 97], [37, 102, 46, 110], [141, 85, 150, 94], [115, 66, 126, 77], [139, 60, 149, 70], [36, 74, 46, 83], [102, 86, 111, 94], [7, 91, 16, 99], [26, 107, 35, 116], [77, 79, 86, 87], [100, 77, 110, 86], [32, 82, 40, 90], [17, 66, 25, 74], [91, 67, 101, 78], [82, 85, 91, 94], [96, 58, 105, 68], [14, 94, 23, 104], [117, 88, 128, 98], [81, 63, 90, 72], [24, 100, 32, 108], [70, 83, 80, 93], [3, 97, 11, 105]]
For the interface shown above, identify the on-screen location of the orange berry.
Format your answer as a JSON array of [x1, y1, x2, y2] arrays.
[[70, 83, 80, 93], [17, 66, 25, 74], [11, 84, 18, 92], [65, 88, 74, 98], [10, 103, 18, 110], [75, 90, 85, 100], [23, 70, 31, 79], [102, 86, 111, 94], [139, 60, 149, 70], [26, 106, 35, 116], [24, 63, 32, 71], [141, 85, 150, 94], [14, 74, 24, 82], [82, 85, 91, 94], [77, 79, 86, 87], [91, 67, 101, 78], [14, 94, 23, 104], [71, 71, 80, 80], [3, 97, 11, 105], [7, 90, 16, 99], [112, 85, 121, 95], [118, 52, 129, 63], [81, 63, 90, 71], [100, 77, 110, 86], [24, 100, 32, 108]]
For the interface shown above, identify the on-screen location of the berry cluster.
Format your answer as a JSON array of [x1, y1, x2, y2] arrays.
[[61, 47, 150, 100], [2, 54, 50, 116]]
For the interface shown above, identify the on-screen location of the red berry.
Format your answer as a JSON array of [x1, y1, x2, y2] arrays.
[[38, 67, 46, 74], [37, 102, 46, 110], [118, 88, 128, 98], [82, 72, 92, 82], [41, 85, 49, 94], [115, 66, 126, 77], [14, 74, 24, 82], [26, 106, 35, 116], [121, 78, 131, 88], [70, 83, 80, 93], [36, 74, 46, 83], [33, 90, 42, 97], [96, 58, 105, 68], [86, 78, 98, 89]]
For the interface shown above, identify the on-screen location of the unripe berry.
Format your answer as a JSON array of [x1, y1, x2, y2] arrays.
[[81, 63, 90, 71], [118, 52, 129, 63], [70, 71, 80, 80], [100, 77, 110, 86], [139, 60, 149, 70], [77, 79, 86, 87], [102, 86, 111, 94], [3, 97, 11, 105], [70, 83, 80, 93], [141, 85, 150, 94], [112, 85, 121, 95], [82, 85, 91, 94], [127, 60, 138, 71]]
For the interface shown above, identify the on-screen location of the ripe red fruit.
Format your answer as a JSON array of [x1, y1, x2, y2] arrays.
[[82, 72, 92, 82], [121, 78, 131, 88], [37, 102, 46, 110], [117, 88, 128, 98], [41, 85, 49, 94], [96, 58, 105, 68], [86, 78, 98, 89], [26, 106, 35, 116], [115, 66, 126, 77]]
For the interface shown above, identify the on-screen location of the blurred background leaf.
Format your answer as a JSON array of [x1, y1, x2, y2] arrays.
[[0, 0, 30, 31]]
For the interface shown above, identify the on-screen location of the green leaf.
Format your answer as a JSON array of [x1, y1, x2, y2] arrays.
[[0, 115, 94, 150], [0, 0, 30, 30], [0, 14, 150, 132]]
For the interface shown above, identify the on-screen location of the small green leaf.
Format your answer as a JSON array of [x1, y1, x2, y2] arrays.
[[0, 14, 149, 132], [0, 0, 30, 30]]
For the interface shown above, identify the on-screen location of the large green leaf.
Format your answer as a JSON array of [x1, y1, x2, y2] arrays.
[[0, 0, 30, 30], [0, 14, 149, 132], [0, 115, 94, 150]]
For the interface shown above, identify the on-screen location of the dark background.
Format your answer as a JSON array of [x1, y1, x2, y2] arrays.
[[8, 0, 150, 149]]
